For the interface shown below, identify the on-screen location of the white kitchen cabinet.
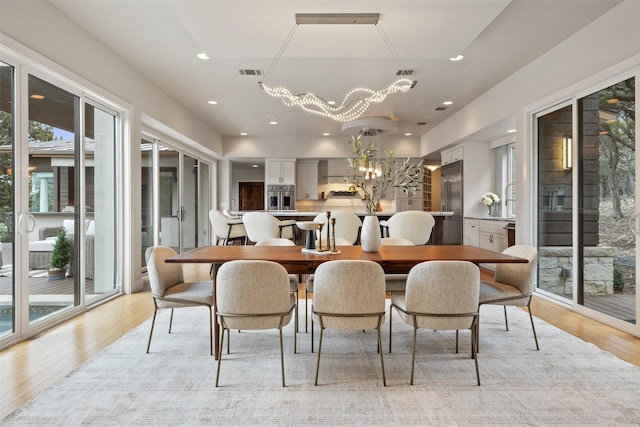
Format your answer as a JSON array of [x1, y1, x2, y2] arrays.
[[464, 218, 480, 246], [478, 220, 508, 253], [441, 145, 464, 166], [396, 195, 423, 212], [296, 160, 319, 200], [266, 160, 296, 184]]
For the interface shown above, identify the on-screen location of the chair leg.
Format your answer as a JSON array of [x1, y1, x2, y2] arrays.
[[305, 288, 308, 333], [527, 299, 540, 350], [146, 308, 158, 353], [311, 307, 314, 353], [279, 326, 286, 387], [168, 308, 174, 333], [503, 305, 509, 331], [389, 304, 393, 353], [209, 307, 213, 356], [314, 325, 324, 385], [472, 320, 480, 386], [294, 290, 299, 334], [215, 327, 226, 387], [377, 321, 386, 386], [410, 324, 418, 385], [455, 330, 459, 353]]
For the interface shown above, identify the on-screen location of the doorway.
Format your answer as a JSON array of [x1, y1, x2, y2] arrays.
[[239, 182, 264, 211]]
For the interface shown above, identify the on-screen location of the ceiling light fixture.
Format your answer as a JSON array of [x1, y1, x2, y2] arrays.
[[269, 121, 278, 125], [443, 101, 453, 105], [507, 129, 516, 133], [208, 100, 218, 105], [259, 13, 416, 122], [449, 54, 464, 62], [322, 132, 330, 136], [240, 132, 247, 136], [197, 53, 210, 60]]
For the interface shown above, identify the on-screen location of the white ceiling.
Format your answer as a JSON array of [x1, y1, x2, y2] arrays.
[[49, 0, 619, 143]]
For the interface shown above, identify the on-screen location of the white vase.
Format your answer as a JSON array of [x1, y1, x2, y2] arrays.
[[360, 215, 381, 253]]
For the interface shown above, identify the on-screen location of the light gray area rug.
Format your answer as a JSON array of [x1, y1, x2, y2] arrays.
[[4, 303, 640, 426]]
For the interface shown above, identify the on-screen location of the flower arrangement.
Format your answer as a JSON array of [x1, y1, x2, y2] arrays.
[[346, 135, 423, 215], [482, 192, 500, 215]]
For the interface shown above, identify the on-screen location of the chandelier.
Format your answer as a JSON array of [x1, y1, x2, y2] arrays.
[[259, 13, 417, 122]]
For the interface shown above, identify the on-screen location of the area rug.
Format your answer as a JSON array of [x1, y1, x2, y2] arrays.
[[3, 303, 640, 426]]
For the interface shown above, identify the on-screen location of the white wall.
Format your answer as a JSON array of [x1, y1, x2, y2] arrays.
[[420, 1, 640, 157], [0, 1, 222, 155], [421, 1, 640, 244], [223, 135, 421, 159]]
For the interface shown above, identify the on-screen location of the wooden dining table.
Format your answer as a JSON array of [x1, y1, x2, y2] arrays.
[[166, 244, 527, 359]]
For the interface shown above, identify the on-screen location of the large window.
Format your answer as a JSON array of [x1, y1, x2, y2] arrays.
[[535, 75, 636, 332]]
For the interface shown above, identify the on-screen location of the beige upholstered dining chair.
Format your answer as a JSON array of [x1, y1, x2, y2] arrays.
[[145, 246, 214, 355], [381, 210, 435, 245], [313, 210, 362, 245], [312, 260, 387, 386], [209, 209, 247, 245], [255, 238, 300, 332], [242, 212, 295, 243], [215, 260, 296, 387], [479, 245, 539, 350], [390, 261, 481, 385]]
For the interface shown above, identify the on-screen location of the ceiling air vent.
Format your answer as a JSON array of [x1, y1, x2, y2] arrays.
[[396, 69, 419, 76], [434, 106, 447, 111], [417, 122, 427, 126], [239, 69, 263, 76]]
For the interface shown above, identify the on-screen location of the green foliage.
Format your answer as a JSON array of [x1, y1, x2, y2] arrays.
[[346, 135, 423, 215], [50, 228, 72, 269], [613, 267, 625, 293]]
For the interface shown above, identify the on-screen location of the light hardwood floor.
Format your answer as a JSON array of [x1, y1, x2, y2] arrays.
[[1, 282, 639, 420]]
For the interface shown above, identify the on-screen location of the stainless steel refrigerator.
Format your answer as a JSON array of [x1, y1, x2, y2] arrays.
[[440, 161, 463, 244]]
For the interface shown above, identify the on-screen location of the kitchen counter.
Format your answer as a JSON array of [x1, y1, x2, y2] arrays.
[[464, 216, 516, 222], [234, 210, 453, 217], [231, 210, 453, 245]]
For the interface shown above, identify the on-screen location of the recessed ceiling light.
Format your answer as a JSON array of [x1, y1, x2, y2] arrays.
[[269, 121, 278, 125], [207, 100, 218, 105], [443, 101, 453, 105], [328, 101, 336, 105], [197, 53, 210, 60], [240, 132, 247, 136], [30, 94, 44, 100], [404, 133, 412, 136], [252, 164, 259, 168], [449, 54, 464, 62], [507, 129, 516, 133], [322, 132, 330, 136]]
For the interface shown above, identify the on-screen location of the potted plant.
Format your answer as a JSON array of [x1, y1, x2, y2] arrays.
[[346, 134, 423, 252], [49, 228, 72, 280]]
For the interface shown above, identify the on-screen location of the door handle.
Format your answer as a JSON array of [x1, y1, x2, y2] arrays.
[[18, 213, 36, 234]]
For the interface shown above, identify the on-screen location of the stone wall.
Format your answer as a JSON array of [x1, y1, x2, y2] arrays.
[[539, 246, 615, 296]]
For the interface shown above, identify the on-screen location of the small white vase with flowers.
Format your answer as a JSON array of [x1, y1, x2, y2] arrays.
[[482, 192, 500, 216]]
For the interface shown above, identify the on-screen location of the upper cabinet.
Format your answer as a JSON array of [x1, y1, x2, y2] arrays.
[[266, 159, 296, 184], [441, 146, 464, 166], [296, 160, 319, 200]]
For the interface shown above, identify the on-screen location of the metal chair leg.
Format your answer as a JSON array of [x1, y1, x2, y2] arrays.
[[503, 306, 509, 331], [455, 330, 459, 353], [377, 321, 386, 386], [168, 308, 174, 333], [410, 323, 418, 385], [215, 327, 226, 387], [527, 299, 540, 350], [209, 307, 213, 356], [279, 326, 286, 387], [472, 320, 480, 386], [146, 308, 158, 353], [389, 304, 393, 353], [314, 325, 324, 385]]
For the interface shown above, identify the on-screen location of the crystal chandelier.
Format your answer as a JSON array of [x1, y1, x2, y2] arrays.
[[259, 13, 416, 123]]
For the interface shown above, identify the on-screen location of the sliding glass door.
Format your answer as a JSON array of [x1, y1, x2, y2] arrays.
[[536, 75, 637, 332], [144, 138, 211, 261], [0, 59, 121, 345]]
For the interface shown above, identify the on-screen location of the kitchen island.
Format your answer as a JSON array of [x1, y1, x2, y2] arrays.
[[232, 211, 453, 245]]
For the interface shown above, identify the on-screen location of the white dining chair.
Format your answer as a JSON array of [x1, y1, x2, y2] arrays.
[[242, 212, 295, 243], [382, 211, 435, 245]]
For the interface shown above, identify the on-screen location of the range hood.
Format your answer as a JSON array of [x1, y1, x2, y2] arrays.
[[327, 191, 361, 199]]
